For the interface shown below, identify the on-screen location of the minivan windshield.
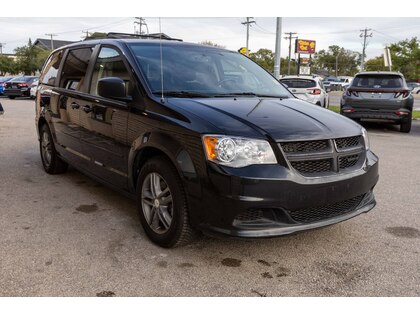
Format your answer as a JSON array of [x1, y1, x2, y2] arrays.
[[352, 74, 404, 89], [129, 43, 292, 98]]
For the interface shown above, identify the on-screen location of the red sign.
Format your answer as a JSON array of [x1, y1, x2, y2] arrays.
[[295, 39, 316, 54]]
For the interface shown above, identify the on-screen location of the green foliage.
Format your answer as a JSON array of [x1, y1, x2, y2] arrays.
[[14, 39, 49, 75], [312, 46, 359, 76], [0, 55, 18, 75], [365, 56, 387, 71], [249, 48, 275, 73], [388, 37, 420, 80], [198, 41, 226, 48]]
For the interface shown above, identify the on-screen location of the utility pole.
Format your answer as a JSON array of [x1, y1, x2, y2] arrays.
[[82, 30, 90, 40], [284, 32, 298, 74], [360, 28, 372, 71], [241, 17, 255, 56], [134, 17, 148, 35], [0, 43, 5, 55], [273, 18, 282, 79], [45, 33, 57, 50], [335, 54, 339, 77]]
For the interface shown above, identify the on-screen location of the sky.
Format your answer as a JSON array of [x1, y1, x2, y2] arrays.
[[0, 0, 420, 58], [0, 16, 419, 59]]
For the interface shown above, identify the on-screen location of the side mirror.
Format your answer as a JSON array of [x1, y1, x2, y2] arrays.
[[98, 77, 132, 102]]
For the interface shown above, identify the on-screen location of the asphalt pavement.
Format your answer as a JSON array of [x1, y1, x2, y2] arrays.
[[0, 98, 419, 296]]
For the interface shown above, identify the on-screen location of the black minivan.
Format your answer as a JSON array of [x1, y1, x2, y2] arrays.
[[35, 34, 379, 247]]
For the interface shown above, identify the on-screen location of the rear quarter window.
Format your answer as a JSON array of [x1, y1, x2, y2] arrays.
[[39, 51, 63, 86], [352, 75, 404, 88]]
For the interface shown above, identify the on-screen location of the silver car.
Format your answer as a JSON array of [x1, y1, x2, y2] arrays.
[[280, 75, 329, 108]]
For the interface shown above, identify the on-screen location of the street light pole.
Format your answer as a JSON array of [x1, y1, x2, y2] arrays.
[[45, 33, 57, 50], [273, 18, 282, 79]]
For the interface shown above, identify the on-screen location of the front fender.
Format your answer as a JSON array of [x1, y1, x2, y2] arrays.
[[128, 131, 202, 198]]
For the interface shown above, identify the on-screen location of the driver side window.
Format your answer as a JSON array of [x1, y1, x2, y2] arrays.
[[89, 47, 133, 97]]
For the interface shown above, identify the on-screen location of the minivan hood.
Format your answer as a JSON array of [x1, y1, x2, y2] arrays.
[[168, 97, 362, 141]]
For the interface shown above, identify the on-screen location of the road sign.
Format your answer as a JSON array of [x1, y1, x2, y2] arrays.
[[238, 47, 249, 56], [299, 66, 311, 75], [295, 39, 316, 54]]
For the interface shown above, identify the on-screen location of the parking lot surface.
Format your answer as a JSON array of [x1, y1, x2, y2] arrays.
[[0, 98, 419, 297]]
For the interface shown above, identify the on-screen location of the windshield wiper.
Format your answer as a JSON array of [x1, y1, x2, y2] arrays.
[[213, 92, 289, 98], [152, 91, 211, 98]]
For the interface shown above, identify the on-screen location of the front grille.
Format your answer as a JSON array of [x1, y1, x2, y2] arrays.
[[280, 135, 365, 177], [290, 159, 333, 174], [281, 140, 329, 153], [335, 136, 361, 150], [288, 194, 364, 223], [339, 154, 359, 169]]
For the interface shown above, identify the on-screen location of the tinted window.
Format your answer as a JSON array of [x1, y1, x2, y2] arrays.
[[129, 43, 292, 98], [60, 47, 93, 91], [352, 75, 403, 88], [280, 79, 316, 88], [89, 47, 132, 96], [40, 51, 63, 86]]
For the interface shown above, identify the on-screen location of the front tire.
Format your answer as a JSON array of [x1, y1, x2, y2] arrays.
[[39, 124, 68, 174], [136, 156, 195, 248], [8, 96, 15, 99]]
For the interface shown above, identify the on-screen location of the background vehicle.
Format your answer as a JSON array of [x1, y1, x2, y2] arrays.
[[407, 82, 420, 91], [35, 36, 378, 248], [412, 86, 420, 94], [4, 76, 38, 99], [0, 76, 14, 95], [337, 76, 353, 90], [29, 78, 39, 99], [322, 76, 341, 91], [341, 71, 413, 133], [280, 75, 329, 108]]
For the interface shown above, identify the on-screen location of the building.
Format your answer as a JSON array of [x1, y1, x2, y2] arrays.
[[33, 38, 76, 51]]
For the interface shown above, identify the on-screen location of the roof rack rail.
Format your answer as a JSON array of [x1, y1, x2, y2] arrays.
[[106, 32, 183, 41]]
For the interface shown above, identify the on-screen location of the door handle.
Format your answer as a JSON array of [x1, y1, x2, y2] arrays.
[[81, 105, 93, 113], [70, 102, 80, 109]]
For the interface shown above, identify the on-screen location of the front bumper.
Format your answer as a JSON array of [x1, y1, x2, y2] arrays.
[[190, 151, 379, 238]]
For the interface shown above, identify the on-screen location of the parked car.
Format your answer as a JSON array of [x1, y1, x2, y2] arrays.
[[0, 76, 14, 95], [341, 71, 413, 133], [36, 36, 379, 247], [279, 75, 329, 108], [322, 76, 341, 91], [3, 76, 38, 99], [30, 78, 39, 99], [407, 82, 420, 91], [337, 76, 353, 90], [412, 86, 420, 94]]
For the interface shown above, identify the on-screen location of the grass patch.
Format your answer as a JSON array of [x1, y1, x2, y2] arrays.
[[328, 105, 420, 120]]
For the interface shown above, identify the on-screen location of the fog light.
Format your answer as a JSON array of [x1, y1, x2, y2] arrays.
[[343, 108, 355, 113], [395, 111, 409, 116]]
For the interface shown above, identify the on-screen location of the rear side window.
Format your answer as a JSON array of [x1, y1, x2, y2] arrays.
[[352, 75, 403, 89], [60, 47, 93, 91], [39, 51, 63, 86], [280, 79, 316, 88]]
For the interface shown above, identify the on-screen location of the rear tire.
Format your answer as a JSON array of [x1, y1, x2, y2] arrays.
[[39, 124, 68, 174], [400, 116, 412, 133], [136, 156, 195, 248], [8, 96, 15, 99]]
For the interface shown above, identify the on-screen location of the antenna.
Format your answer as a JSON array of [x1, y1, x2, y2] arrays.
[[159, 18, 165, 103]]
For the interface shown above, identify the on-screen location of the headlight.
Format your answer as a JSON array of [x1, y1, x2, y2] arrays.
[[202, 135, 277, 168], [361, 127, 370, 150]]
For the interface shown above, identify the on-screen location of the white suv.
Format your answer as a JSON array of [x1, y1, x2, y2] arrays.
[[279, 75, 329, 108]]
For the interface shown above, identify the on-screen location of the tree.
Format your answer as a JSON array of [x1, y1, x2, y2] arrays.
[[198, 41, 225, 48], [249, 48, 275, 73], [13, 39, 50, 75], [389, 37, 420, 80], [0, 55, 18, 75], [312, 45, 359, 76], [365, 56, 387, 71]]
